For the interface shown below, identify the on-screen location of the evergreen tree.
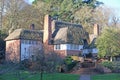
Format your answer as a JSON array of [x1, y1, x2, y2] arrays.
[[33, 0, 103, 22]]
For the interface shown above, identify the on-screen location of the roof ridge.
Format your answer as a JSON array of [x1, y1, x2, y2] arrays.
[[5, 28, 43, 41], [54, 20, 81, 26]]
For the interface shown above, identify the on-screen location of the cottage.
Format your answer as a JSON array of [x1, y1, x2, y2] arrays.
[[43, 15, 88, 57], [5, 15, 98, 62], [5, 27, 43, 62]]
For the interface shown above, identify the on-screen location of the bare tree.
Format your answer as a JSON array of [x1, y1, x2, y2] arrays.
[[29, 47, 63, 80], [0, 0, 5, 30], [74, 5, 94, 33], [1, 0, 44, 34], [111, 16, 120, 27]]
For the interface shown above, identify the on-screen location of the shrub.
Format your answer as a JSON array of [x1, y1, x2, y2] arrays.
[[20, 59, 32, 69], [64, 56, 78, 71], [112, 61, 120, 73], [100, 61, 120, 73], [100, 61, 113, 69], [0, 39, 5, 60], [71, 56, 79, 61]]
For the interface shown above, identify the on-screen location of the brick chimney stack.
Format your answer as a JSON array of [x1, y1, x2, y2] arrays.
[[43, 15, 52, 44], [94, 24, 99, 36]]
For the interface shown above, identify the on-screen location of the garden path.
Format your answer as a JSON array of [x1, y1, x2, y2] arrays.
[[79, 74, 91, 80]]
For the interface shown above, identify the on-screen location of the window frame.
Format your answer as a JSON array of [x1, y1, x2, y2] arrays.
[[55, 44, 61, 50]]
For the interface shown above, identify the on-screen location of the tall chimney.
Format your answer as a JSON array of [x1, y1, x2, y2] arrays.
[[94, 24, 99, 36], [43, 15, 52, 44]]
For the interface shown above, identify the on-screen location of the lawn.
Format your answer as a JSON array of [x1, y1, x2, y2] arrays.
[[0, 71, 79, 80], [92, 73, 120, 80]]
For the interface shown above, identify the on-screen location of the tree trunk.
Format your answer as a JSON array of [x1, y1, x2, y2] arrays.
[[40, 70, 43, 80], [110, 56, 113, 62]]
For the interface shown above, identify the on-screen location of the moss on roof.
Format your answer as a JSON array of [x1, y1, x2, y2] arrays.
[[5, 29, 43, 41]]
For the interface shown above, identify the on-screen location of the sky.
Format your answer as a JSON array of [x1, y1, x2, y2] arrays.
[[25, 0, 34, 4], [99, 0, 120, 9], [99, 0, 120, 17], [26, 0, 120, 17]]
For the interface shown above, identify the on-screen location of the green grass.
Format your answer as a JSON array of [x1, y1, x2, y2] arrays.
[[0, 71, 79, 80], [92, 73, 120, 80]]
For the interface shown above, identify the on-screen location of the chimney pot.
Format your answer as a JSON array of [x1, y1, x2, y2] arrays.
[[30, 24, 35, 30]]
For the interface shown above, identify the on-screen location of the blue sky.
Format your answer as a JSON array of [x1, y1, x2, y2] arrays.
[[26, 0, 120, 16], [99, 0, 120, 9], [25, 0, 34, 4], [99, 0, 120, 17]]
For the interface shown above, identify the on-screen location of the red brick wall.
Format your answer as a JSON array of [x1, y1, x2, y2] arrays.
[[67, 50, 82, 56], [54, 50, 66, 58], [54, 50, 82, 58], [44, 41, 54, 54], [6, 40, 20, 62]]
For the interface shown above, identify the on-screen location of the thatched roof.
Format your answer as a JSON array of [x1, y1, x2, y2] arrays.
[[52, 21, 83, 30], [53, 26, 87, 44], [51, 21, 88, 44], [88, 38, 96, 48], [5, 29, 43, 41]]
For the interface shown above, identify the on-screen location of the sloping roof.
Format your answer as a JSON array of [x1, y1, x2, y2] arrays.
[[52, 21, 83, 30], [53, 27, 68, 44], [53, 26, 86, 44], [5, 29, 43, 41], [88, 38, 96, 48]]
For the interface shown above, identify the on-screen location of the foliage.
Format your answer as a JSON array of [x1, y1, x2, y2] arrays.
[[96, 27, 120, 61], [29, 48, 63, 73], [20, 59, 32, 69], [71, 56, 80, 61], [92, 73, 120, 80], [0, 30, 7, 39], [74, 5, 94, 33], [0, 30, 7, 60], [100, 61, 120, 72], [32, 0, 103, 33], [0, 39, 5, 60], [100, 61, 113, 69], [64, 56, 78, 71], [64, 56, 73, 65], [0, 0, 44, 35], [34, 0, 97, 19]]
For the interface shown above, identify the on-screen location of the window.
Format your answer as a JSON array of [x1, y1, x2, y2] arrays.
[[70, 44, 79, 50], [75, 45, 79, 50], [29, 40, 31, 44], [31, 41, 34, 44], [70, 44, 74, 49], [55, 45, 61, 50]]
